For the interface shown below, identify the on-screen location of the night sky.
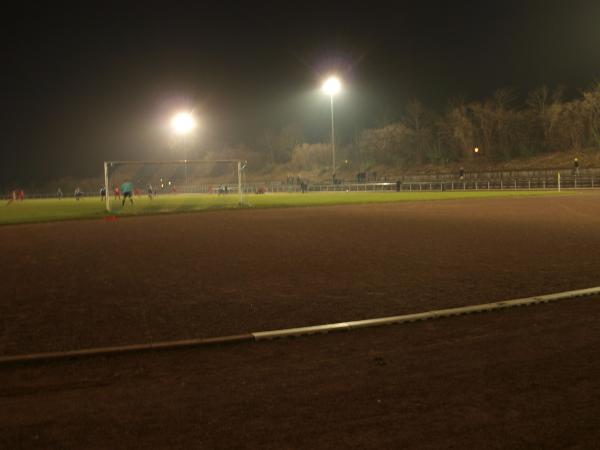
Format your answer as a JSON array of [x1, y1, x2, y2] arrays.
[[3, 1, 600, 187]]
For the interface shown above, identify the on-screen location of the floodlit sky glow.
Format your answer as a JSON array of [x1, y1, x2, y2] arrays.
[[3, 2, 600, 185]]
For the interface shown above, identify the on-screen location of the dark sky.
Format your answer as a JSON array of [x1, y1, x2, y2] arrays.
[[3, 0, 600, 186]]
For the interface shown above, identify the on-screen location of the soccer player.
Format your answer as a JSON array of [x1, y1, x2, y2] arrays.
[[18, 190, 24, 201], [121, 180, 134, 206], [57, 187, 63, 200], [74, 187, 82, 201], [100, 186, 106, 202], [6, 190, 16, 205], [146, 183, 154, 199], [113, 186, 121, 200]]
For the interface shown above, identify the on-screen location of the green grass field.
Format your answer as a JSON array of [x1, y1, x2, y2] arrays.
[[0, 191, 567, 226]]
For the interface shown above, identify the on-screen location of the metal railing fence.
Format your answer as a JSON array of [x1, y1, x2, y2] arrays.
[[6, 175, 599, 199]]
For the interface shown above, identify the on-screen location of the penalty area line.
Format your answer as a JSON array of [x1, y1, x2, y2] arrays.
[[1, 287, 599, 366]]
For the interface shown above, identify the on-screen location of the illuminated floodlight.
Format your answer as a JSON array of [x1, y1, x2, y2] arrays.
[[322, 76, 342, 96], [171, 112, 196, 135], [473, 147, 480, 154]]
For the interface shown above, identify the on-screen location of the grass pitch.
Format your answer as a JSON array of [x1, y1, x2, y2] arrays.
[[1, 190, 566, 225]]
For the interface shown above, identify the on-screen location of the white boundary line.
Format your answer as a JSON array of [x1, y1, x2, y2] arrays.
[[1, 287, 599, 365], [252, 287, 600, 339]]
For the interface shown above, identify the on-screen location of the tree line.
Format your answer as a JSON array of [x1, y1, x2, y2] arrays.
[[222, 83, 600, 173]]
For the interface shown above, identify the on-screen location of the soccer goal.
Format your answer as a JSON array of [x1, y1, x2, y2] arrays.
[[103, 159, 247, 213]]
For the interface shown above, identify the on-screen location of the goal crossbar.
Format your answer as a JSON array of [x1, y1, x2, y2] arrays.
[[106, 159, 241, 165]]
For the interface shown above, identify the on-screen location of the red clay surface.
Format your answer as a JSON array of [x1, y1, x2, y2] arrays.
[[1, 193, 600, 448]]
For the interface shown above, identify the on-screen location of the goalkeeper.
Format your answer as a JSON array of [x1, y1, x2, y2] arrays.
[[121, 180, 134, 207]]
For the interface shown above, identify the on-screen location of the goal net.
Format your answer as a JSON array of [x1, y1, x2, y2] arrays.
[[103, 159, 246, 213]]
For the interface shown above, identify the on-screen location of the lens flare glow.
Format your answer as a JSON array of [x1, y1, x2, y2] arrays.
[[171, 112, 196, 134], [322, 76, 342, 96]]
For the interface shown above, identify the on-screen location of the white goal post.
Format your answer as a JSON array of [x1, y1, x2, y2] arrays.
[[103, 159, 246, 212]]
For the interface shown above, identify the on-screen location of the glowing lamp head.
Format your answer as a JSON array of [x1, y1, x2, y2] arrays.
[[171, 112, 196, 135], [474, 147, 480, 153], [322, 76, 342, 96]]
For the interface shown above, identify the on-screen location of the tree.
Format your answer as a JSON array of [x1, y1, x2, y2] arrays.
[[440, 97, 476, 161], [358, 123, 409, 165], [260, 124, 304, 165], [401, 99, 435, 164], [526, 85, 564, 152], [580, 82, 600, 149], [467, 89, 525, 161]]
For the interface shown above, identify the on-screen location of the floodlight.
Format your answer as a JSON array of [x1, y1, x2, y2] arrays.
[[322, 76, 342, 96], [321, 76, 343, 183], [171, 112, 196, 135]]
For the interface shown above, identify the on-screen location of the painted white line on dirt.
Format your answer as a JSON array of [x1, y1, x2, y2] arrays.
[[1, 287, 599, 365]]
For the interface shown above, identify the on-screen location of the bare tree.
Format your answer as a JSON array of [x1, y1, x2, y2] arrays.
[[259, 124, 304, 165], [402, 99, 435, 164], [440, 97, 476, 160], [581, 82, 600, 149], [358, 123, 408, 165], [526, 85, 564, 152]]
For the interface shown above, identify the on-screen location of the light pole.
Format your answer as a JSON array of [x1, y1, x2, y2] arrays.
[[171, 112, 197, 187], [322, 76, 341, 184]]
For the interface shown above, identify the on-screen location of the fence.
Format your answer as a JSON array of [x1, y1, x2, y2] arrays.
[[252, 175, 600, 193], [7, 174, 600, 199]]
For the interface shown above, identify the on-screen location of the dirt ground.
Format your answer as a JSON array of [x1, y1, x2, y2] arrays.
[[1, 193, 600, 448]]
